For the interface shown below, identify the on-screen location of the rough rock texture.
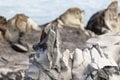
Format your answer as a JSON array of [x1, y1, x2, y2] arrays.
[[40, 7, 95, 38], [87, 31, 120, 47], [59, 26, 90, 52], [87, 31, 120, 67], [25, 27, 73, 80], [86, 1, 120, 35], [0, 41, 28, 80], [41, 25, 91, 52], [0, 35, 41, 80], [86, 66, 120, 80], [1, 5, 120, 79], [39, 7, 95, 51], [6, 14, 41, 52], [72, 45, 120, 80], [0, 12, 91, 80], [25, 27, 120, 80], [0, 15, 42, 80]]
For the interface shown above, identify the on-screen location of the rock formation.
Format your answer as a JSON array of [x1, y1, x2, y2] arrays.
[[25, 27, 120, 80], [0, 12, 90, 79], [5, 14, 41, 52], [40, 7, 93, 51], [0, 16, 7, 42], [40, 7, 85, 30], [86, 1, 120, 35], [87, 31, 120, 67], [1, 3, 120, 79], [0, 14, 42, 79]]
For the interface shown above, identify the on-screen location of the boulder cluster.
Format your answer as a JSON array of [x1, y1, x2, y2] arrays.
[[0, 1, 120, 80]]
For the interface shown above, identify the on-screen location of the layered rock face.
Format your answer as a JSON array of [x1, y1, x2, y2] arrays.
[[86, 1, 120, 35]]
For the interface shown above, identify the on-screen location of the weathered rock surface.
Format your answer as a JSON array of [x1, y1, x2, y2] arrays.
[[59, 26, 90, 52], [25, 27, 70, 80], [39, 7, 96, 51], [87, 31, 120, 47], [0, 12, 91, 79], [1, 4, 120, 80], [72, 45, 120, 80], [25, 27, 120, 80], [86, 1, 120, 35], [40, 7, 85, 30], [0, 16, 7, 42], [0, 15, 42, 80], [6, 14, 41, 52], [40, 7, 97, 52], [87, 31, 120, 67], [0, 16, 7, 32], [0, 41, 29, 80]]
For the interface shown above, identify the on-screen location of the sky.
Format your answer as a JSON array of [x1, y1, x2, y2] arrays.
[[0, 0, 119, 25]]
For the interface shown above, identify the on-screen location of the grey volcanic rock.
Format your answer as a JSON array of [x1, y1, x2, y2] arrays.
[[59, 26, 90, 52], [86, 1, 120, 35]]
